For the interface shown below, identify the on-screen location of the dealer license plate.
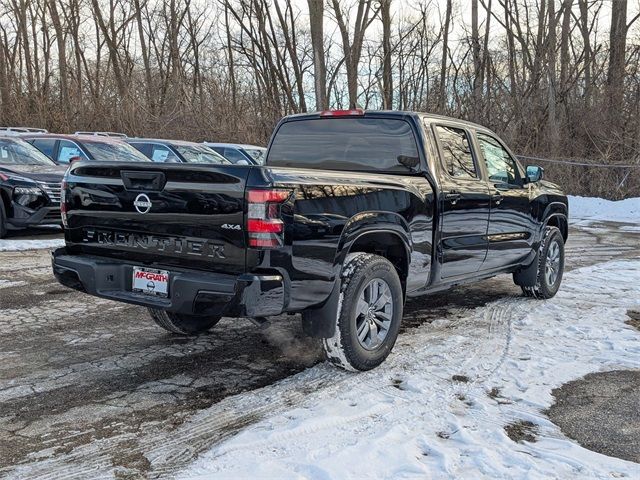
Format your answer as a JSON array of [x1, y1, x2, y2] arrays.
[[132, 267, 170, 298]]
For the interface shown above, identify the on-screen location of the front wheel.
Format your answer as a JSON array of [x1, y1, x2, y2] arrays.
[[519, 226, 565, 299], [0, 201, 7, 239], [323, 253, 404, 371], [148, 308, 221, 335]]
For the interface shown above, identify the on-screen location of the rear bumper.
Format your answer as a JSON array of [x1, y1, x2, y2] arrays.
[[51, 248, 285, 317]]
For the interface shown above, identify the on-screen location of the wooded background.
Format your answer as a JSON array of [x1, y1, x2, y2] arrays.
[[0, 0, 639, 198]]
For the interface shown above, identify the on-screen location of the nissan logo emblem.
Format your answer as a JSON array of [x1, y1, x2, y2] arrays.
[[134, 193, 152, 214]]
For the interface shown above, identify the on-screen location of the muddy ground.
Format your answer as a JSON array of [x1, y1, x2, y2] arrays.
[[0, 222, 638, 479]]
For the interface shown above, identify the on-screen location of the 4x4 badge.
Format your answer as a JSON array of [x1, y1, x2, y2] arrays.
[[221, 224, 241, 230], [133, 193, 152, 214]]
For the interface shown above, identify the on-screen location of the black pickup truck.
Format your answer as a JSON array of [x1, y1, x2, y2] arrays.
[[52, 110, 568, 371]]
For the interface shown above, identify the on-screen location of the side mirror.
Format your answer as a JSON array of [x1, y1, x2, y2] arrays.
[[236, 159, 250, 166], [526, 165, 544, 183], [397, 155, 420, 170]]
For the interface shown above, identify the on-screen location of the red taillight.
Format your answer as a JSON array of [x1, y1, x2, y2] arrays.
[[0, 173, 8, 181], [247, 218, 283, 233], [247, 189, 290, 203], [319, 109, 364, 117], [246, 189, 290, 248], [60, 179, 68, 228]]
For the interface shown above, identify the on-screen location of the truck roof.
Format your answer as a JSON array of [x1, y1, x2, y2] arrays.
[[281, 110, 495, 134]]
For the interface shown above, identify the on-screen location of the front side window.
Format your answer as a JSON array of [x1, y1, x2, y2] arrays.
[[243, 147, 266, 164], [223, 148, 249, 164], [57, 140, 87, 163], [267, 118, 420, 173], [477, 133, 520, 185], [150, 145, 179, 163], [435, 125, 477, 179]]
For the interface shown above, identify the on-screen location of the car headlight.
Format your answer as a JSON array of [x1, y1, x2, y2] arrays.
[[14, 186, 43, 195]]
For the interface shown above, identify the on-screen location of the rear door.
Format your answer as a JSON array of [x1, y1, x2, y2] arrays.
[[64, 162, 251, 274], [433, 124, 490, 279]]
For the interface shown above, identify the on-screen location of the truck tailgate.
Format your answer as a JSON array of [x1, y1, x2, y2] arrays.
[[63, 162, 251, 274]]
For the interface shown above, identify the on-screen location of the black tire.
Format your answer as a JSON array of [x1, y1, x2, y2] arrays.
[[0, 200, 7, 239], [519, 226, 565, 299], [147, 308, 221, 335], [323, 253, 404, 371]]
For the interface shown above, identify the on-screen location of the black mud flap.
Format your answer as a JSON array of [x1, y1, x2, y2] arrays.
[[301, 279, 342, 338], [513, 250, 539, 287]]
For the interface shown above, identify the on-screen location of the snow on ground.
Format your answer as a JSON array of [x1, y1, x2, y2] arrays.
[[182, 259, 640, 480], [0, 238, 65, 252], [0, 279, 27, 289], [569, 195, 640, 224]]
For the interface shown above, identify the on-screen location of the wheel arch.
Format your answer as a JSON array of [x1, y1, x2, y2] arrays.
[[335, 212, 412, 289], [544, 213, 568, 242]]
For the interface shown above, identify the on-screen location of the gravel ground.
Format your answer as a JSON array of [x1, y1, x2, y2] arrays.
[[0, 222, 638, 478], [548, 370, 640, 463]]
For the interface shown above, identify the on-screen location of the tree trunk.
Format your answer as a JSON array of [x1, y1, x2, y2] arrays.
[[607, 0, 627, 114], [307, 0, 327, 109], [48, 0, 69, 107], [547, 0, 558, 144], [381, 0, 392, 109], [438, 0, 452, 111]]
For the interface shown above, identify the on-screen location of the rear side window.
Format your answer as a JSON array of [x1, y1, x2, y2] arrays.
[[267, 118, 420, 173], [435, 125, 477, 179], [31, 138, 56, 158]]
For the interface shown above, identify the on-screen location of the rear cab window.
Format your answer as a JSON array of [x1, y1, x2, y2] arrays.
[[434, 125, 478, 179], [267, 117, 421, 173]]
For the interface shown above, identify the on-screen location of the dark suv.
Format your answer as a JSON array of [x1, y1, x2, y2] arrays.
[[0, 136, 66, 237], [127, 138, 230, 165], [21, 134, 149, 165]]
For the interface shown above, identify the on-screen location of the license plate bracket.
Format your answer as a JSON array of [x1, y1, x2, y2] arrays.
[[132, 267, 170, 298]]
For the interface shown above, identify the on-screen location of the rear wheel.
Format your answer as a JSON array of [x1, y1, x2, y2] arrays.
[[147, 308, 221, 335], [322, 253, 404, 371]]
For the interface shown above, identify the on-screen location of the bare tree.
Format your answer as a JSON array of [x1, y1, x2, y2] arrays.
[[330, 0, 377, 108]]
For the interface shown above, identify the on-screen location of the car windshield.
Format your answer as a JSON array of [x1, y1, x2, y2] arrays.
[[243, 147, 266, 164], [82, 140, 151, 162], [0, 138, 57, 165], [174, 145, 231, 164]]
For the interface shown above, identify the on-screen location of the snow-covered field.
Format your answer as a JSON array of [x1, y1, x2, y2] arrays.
[[0, 238, 65, 252], [182, 259, 640, 479], [569, 195, 640, 224]]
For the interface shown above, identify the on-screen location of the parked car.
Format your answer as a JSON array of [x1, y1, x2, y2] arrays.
[[203, 142, 266, 165], [21, 133, 150, 164], [127, 138, 231, 165], [52, 110, 568, 371], [0, 136, 66, 237]]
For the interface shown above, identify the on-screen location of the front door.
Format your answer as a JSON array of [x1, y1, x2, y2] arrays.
[[476, 132, 535, 269], [434, 125, 491, 279]]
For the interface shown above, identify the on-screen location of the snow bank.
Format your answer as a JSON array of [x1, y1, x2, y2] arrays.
[[0, 238, 65, 252], [182, 259, 640, 479], [569, 195, 640, 223]]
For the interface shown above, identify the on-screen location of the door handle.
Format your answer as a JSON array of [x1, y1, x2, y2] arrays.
[[445, 191, 461, 204], [491, 192, 503, 205]]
